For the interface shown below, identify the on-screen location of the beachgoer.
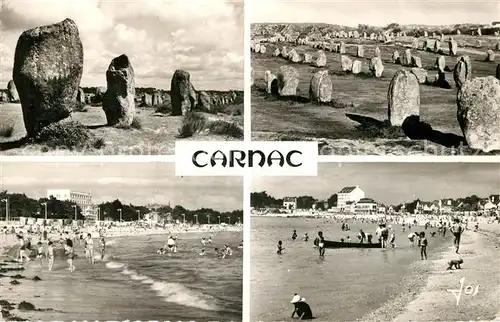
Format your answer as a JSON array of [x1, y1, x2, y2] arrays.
[[99, 235, 106, 260], [201, 237, 207, 246], [359, 229, 366, 243], [18, 235, 30, 264], [346, 236, 351, 243], [292, 230, 297, 241], [290, 294, 313, 320], [222, 245, 232, 258], [86, 233, 94, 265], [208, 236, 212, 244], [366, 233, 373, 244], [277, 240, 284, 254], [450, 219, 464, 254], [65, 239, 75, 272], [47, 241, 54, 271], [380, 224, 389, 248], [419, 232, 428, 260], [317, 231, 325, 258], [166, 236, 176, 252], [36, 241, 44, 268], [199, 249, 206, 256], [408, 232, 416, 247], [389, 226, 396, 248], [303, 233, 309, 242]]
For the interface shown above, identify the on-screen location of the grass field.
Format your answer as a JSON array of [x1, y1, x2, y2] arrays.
[[251, 34, 500, 155], [0, 103, 243, 155]]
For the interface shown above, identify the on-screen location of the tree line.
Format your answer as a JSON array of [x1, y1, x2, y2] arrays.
[[0, 190, 243, 224]]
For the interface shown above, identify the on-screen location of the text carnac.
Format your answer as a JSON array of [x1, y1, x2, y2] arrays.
[[192, 150, 303, 168]]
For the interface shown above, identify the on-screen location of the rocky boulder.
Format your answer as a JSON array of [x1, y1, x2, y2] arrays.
[[341, 55, 353, 72], [12, 18, 83, 137], [357, 45, 364, 58], [436, 56, 446, 73], [388, 69, 420, 126], [449, 39, 458, 56], [315, 50, 327, 67], [369, 57, 384, 78], [76, 87, 85, 104], [411, 67, 428, 84], [352, 60, 362, 74], [392, 50, 400, 64], [197, 91, 212, 111], [485, 50, 496, 62], [453, 56, 472, 89], [171, 69, 197, 116], [102, 54, 136, 126], [277, 66, 299, 96], [457, 76, 500, 152], [309, 70, 332, 103]]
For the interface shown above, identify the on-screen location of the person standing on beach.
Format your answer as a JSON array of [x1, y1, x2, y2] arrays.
[[65, 239, 76, 272], [47, 241, 54, 271], [292, 230, 297, 241], [86, 233, 95, 265], [419, 232, 428, 260], [277, 240, 284, 254], [99, 235, 106, 260], [317, 231, 325, 258], [450, 219, 464, 254], [36, 241, 44, 268], [388, 226, 396, 248]]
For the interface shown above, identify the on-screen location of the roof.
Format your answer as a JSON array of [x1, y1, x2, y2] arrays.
[[357, 198, 376, 204], [339, 186, 358, 193], [283, 197, 297, 202]]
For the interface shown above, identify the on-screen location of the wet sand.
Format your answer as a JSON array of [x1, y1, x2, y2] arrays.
[[362, 223, 500, 321]]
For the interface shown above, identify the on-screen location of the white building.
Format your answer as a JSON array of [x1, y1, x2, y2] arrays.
[[354, 198, 378, 214], [337, 186, 365, 211], [283, 197, 297, 210], [46, 189, 94, 220]]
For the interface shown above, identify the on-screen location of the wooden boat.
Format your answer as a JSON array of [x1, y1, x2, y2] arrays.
[[323, 240, 382, 249]]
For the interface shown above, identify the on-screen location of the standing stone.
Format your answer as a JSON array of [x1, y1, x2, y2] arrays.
[[411, 67, 428, 84], [434, 40, 441, 53], [411, 56, 422, 68], [497, 64, 500, 80], [453, 56, 472, 89], [341, 56, 353, 72], [424, 31, 428, 37], [357, 45, 364, 58], [477, 28, 482, 36], [255, 43, 261, 53], [102, 54, 136, 126], [486, 50, 496, 62], [412, 38, 419, 49], [369, 57, 384, 78], [0, 91, 8, 102], [309, 70, 333, 103], [264, 70, 277, 94], [392, 50, 400, 64], [457, 76, 500, 152], [7, 80, 19, 102], [436, 56, 446, 73], [289, 49, 301, 62], [449, 39, 458, 56], [273, 48, 280, 57], [403, 49, 412, 66], [76, 87, 85, 104], [170, 69, 197, 116], [197, 91, 212, 111], [457, 29, 461, 35], [12, 18, 83, 137], [388, 69, 420, 126], [374, 47, 381, 58], [352, 60, 362, 74], [142, 93, 152, 106], [315, 50, 327, 67], [152, 91, 163, 106], [281, 46, 289, 58], [277, 66, 299, 96], [339, 42, 346, 54], [303, 53, 313, 64]]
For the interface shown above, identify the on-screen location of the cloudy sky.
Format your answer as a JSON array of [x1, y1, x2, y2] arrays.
[[251, 0, 499, 26], [0, 0, 243, 90], [0, 163, 242, 211], [252, 163, 500, 205]]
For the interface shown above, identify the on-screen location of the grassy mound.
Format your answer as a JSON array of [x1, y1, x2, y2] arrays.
[[178, 112, 243, 139], [30, 120, 105, 151]]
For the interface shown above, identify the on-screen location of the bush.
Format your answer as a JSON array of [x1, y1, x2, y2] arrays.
[[117, 117, 142, 130], [178, 112, 243, 139], [0, 123, 14, 138], [30, 120, 105, 151], [73, 101, 88, 112], [155, 102, 172, 114]]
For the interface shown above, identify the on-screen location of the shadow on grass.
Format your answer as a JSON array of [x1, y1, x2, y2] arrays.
[[345, 113, 465, 147], [0, 137, 28, 151], [86, 124, 108, 130]]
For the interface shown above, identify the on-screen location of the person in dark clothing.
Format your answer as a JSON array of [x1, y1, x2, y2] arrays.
[[450, 219, 464, 254], [317, 231, 325, 258], [291, 294, 313, 320], [292, 230, 298, 241], [277, 240, 284, 254]]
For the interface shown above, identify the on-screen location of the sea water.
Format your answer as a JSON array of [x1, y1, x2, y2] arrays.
[[250, 216, 451, 321], [1, 231, 242, 321]]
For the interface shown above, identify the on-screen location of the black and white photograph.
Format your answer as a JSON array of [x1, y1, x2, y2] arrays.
[[0, 0, 244, 155], [0, 162, 243, 321], [250, 0, 500, 155], [250, 163, 500, 321]]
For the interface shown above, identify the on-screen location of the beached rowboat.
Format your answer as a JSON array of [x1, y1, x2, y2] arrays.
[[323, 240, 382, 249]]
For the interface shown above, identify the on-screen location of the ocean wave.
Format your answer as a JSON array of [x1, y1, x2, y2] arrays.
[[105, 263, 218, 311], [105, 261, 125, 269]]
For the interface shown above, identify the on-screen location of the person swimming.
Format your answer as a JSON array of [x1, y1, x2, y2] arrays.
[[277, 240, 284, 254], [201, 237, 207, 246], [166, 236, 177, 252], [199, 249, 206, 256]]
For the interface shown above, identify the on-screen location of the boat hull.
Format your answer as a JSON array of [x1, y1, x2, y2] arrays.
[[323, 240, 382, 249]]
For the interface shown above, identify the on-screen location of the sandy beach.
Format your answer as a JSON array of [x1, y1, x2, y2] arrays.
[[361, 223, 500, 321]]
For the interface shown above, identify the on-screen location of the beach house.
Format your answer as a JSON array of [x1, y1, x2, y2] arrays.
[[283, 197, 297, 210], [354, 198, 378, 214], [337, 186, 365, 212]]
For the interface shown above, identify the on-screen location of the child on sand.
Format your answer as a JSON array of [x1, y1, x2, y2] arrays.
[[419, 232, 428, 260], [277, 240, 284, 254], [36, 241, 44, 268], [47, 241, 54, 271]]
